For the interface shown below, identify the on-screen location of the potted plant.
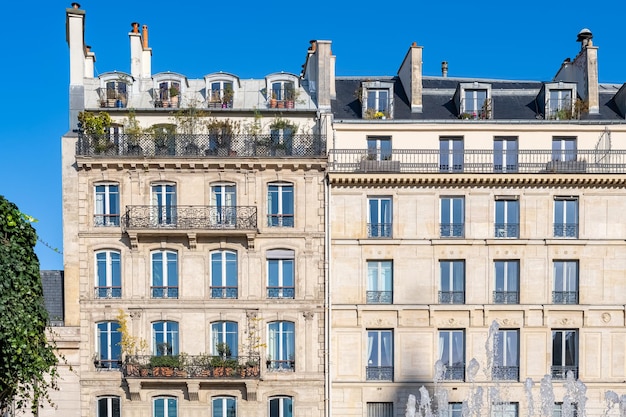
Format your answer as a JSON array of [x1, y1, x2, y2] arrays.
[[285, 85, 298, 109], [124, 110, 143, 154], [222, 85, 234, 108], [269, 91, 278, 108], [78, 111, 114, 154], [150, 353, 179, 377], [169, 85, 180, 107]]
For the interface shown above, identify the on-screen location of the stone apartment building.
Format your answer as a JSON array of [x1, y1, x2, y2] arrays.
[[57, 3, 626, 417]]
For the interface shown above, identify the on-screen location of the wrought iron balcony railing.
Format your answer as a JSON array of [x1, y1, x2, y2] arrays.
[[211, 287, 238, 299], [494, 223, 519, 238], [552, 291, 578, 304], [551, 365, 578, 379], [123, 355, 261, 379], [553, 223, 578, 238], [267, 214, 294, 227], [124, 206, 257, 231], [366, 290, 393, 304], [367, 223, 392, 238], [442, 365, 465, 381], [94, 214, 120, 227], [439, 291, 465, 304], [94, 286, 121, 299], [266, 359, 295, 372], [151, 286, 179, 299], [440, 223, 464, 238], [77, 133, 326, 158], [267, 287, 295, 299], [492, 365, 519, 381], [329, 149, 626, 174], [366, 366, 393, 381], [493, 291, 519, 304]]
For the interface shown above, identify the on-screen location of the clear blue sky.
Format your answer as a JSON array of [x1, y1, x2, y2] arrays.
[[1, 0, 623, 270]]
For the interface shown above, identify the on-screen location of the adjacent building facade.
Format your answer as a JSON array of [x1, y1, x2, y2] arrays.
[[60, 4, 626, 417]]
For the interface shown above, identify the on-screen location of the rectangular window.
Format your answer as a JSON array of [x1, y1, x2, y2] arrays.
[[95, 250, 121, 299], [211, 322, 238, 357], [440, 197, 464, 238], [492, 403, 518, 417], [269, 397, 293, 417], [554, 197, 578, 238], [267, 250, 295, 299], [495, 198, 519, 238], [551, 330, 578, 379], [367, 90, 389, 113], [439, 260, 465, 304], [213, 397, 236, 417], [368, 197, 392, 238], [210, 184, 237, 226], [267, 183, 294, 227], [548, 90, 573, 119], [151, 250, 178, 299], [97, 396, 121, 417], [447, 403, 463, 417], [268, 322, 295, 371], [367, 403, 393, 417], [153, 321, 179, 356], [493, 330, 519, 381], [151, 183, 177, 226], [211, 251, 238, 299], [553, 261, 578, 304], [154, 397, 177, 417], [367, 261, 392, 304], [494, 260, 519, 304], [96, 322, 121, 369], [494, 137, 518, 173], [552, 137, 577, 162], [463, 89, 488, 119], [554, 403, 578, 417], [367, 137, 392, 161], [439, 330, 465, 380], [440, 137, 464, 172], [366, 330, 393, 381], [95, 184, 120, 226]]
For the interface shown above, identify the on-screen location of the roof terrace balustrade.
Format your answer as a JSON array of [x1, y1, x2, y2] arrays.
[[76, 133, 326, 158], [329, 149, 626, 174]]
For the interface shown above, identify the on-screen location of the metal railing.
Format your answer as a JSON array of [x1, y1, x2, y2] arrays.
[[211, 287, 238, 299], [266, 359, 295, 372], [267, 214, 294, 227], [94, 214, 120, 227], [492, 365, 519, 381], [366, 291, 393, 304], [77, 133, 326, 158], [124, 206, 257, 231], [551, 365, 578, 379], [366, 366, 393, 381], [493, 291, 519, 304], [123, 355, 261, 379], [442, 365, 465, 381], [439, 291, 465, 304], [267, 287, 295, 299], [553, 224, 579, 238], [151, 286, 179, 299], [440, 223, 464, 238], [329, 149, 626, 174], [367, 223, 392, 238], [494, 224, 519, 238], [553, 291, 578, 304], [94, 287, 121, 299]]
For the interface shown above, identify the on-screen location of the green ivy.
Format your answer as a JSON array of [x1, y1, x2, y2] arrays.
[[0, 195, 59, 414]]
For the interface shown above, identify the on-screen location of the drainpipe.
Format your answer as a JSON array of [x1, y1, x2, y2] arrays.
[[323, 117, 334, 417]]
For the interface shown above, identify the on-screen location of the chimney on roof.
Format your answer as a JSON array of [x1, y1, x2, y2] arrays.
[[397, 42, 423, 113], [305, 40, 335, 110], [442, 61, 448, 77], [577, 28, 599, 114], [66, 3, 87, 127], [130, 22, 152, 79]]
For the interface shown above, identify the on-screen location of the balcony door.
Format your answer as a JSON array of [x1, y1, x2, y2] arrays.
[[151, 183, 177, 226], [211, 183, 236, 226]]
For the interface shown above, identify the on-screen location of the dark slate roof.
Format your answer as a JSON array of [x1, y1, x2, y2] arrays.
[[331, 76, 625, 121], [40, 270, 64, 326]]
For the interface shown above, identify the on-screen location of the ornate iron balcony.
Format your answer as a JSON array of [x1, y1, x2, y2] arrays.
[[494, 223, 519, 238], [440, 223, 464, 238], [124, 205, 257, 231], [211, 287, 238, 299], [439, 291, 465, 304], [267, 287, 295, 299], [367, 223, 392, 238], [76, 133, 326, 158], [492, 365, 519, 381], [94, 214, 120, 227], [366, 291, 393, 304], [123, 355, 261, 379], [493, 291, 519, 304], [553, 223, 579, 238], [94, 286, 121, 299], [442, 365, 465, 381], [551, 365, 578, 379], [552, 291, 578, 304], [151, 286, 179, 299], [366, 366, 393, 381], [266, 359, 295, 372]]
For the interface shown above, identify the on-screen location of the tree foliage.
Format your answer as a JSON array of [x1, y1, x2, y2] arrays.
[[0, 195, 59, 413]]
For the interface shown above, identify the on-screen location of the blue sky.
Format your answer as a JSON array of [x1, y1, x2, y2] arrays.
[[1, 0, 624, 270]]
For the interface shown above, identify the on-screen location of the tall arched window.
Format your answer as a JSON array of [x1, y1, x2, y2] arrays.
[[267, 321, 295, 371], [151, 250, 178, 299], [210, 250, 238, 299], [96, 321, 121, 369], [95, 250, 121, 298]]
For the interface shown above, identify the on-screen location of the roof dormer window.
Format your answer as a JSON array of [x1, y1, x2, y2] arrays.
[[205, 73, 240, 109], [457, 82, 492, 119], [265, 73, 300, 109], [542, 82, 577, 120], [99, 72, 133, 109], [153, 72, 187, 109], [361, 81, 394, 119]]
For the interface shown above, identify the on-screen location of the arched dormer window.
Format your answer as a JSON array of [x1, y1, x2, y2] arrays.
[[204, 73, 240, 109], [153, 72, 188, 108], [99, 72, 133, 108], [266, 73, 299, 109]]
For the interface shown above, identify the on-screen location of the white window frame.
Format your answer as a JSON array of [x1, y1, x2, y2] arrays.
[[495, 197, 519, 238], [439, 330, 465, 380], [367, 196, 392, 238], [362, 81, 394, 119], [440, 196, 465, 237], [544, 82, 577, 120], [151, 182, 177, 226], [267, 321, 295, 370], [269, 396, 293, 417], [94, 183, 120, 227], [494, 260, 519, 304], [96, 321, 121, 369], [267, 182, 294, 227], [366, 260, 393, 304], [153, 397, 177, 417], [95, 250, 121, 299], [152, 321, 179, 356], [97, 396, 121, 417], [210, 250, 238, 299], [553, 260, 578, 304], [553, 197, 578, 238], [151, 250, 178, 299], [213, 396, 237, 417], [457, 82, 492, 119], [211, 321, 238, 357], [99, 72, 132, 108], [267, 249, 295, 299]]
